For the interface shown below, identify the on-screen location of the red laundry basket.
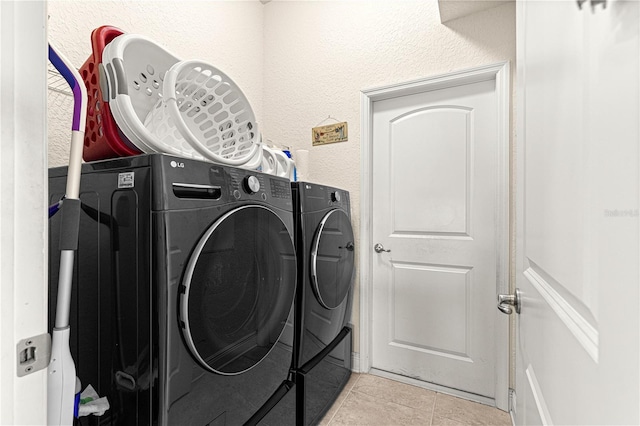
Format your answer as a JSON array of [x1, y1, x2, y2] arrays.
[[79, 26, 142, 161]]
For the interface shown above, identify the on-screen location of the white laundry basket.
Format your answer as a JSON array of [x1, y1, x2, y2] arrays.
[[101, 34, 205, 159], [260, 145, 277, 175], [144, 60, 259, 166], [260, 145, 295, 180], [272, 148, 295, 180], [240, 141, 264, 171]]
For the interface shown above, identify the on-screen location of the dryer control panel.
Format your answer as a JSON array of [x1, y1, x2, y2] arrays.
[[294, 181, 351, 214]]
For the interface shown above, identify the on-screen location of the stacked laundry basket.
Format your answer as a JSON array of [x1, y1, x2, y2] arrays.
[[79, 25, 293, 177]]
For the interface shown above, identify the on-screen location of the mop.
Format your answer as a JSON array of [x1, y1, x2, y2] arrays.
[[47, 42, 87, 426]]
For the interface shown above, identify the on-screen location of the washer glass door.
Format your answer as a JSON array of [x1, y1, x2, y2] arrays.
[[180, 205, 296, 375], [310, 209, 355, 309]]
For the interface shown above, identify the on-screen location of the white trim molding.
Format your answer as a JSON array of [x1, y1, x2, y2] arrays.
[[359, 62, 511, 409], [0, 2, 48, 424], [524, 266, 599, 363]]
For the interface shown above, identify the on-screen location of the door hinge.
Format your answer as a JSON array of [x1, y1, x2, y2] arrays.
[[16, 333, 51, 377], [577, 0, 607, 10]]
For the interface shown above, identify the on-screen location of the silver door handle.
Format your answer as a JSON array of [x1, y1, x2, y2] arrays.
[[497, 289, 521, 315], [374, 243, 390, 253]]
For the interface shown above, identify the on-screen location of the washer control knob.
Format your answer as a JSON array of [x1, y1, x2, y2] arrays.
[[331, 191, 341, 202], [244, 175, 261, 194]]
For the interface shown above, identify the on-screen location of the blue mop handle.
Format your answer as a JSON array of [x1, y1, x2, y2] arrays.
[[47, 42, 87, 426], [48, 44, 86, 199]]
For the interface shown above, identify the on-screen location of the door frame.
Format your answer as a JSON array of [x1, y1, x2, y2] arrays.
[[0, 1, 48, 424], [359, 62, 511, 409]]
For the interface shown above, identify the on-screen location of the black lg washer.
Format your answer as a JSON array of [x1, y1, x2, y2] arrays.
[[48, 154, 297, 425], [291, 182, 355, 425]]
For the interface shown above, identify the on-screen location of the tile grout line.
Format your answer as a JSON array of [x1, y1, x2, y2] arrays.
[[327, 373, 510, 425], [429, 392, 438, 425], [326, 373, 362, 425]]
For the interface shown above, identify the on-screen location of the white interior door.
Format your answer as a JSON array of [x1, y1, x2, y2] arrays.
[[515, 0, 639, 424], [369, 66, 509, 407]]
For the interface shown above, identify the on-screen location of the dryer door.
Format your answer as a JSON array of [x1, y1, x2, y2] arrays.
[[180, 205, 296, 375], [310, 209, 355, 309]]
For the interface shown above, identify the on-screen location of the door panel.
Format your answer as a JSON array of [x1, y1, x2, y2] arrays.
[[372, 78, 505, 400], [391, 263, 471, 358], [516, 1, 640, 424], [391, 107, 471, 235]]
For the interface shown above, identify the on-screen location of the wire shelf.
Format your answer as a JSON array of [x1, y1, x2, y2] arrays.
[[47, 63, 73, 97], [47, 63, 75, 112]]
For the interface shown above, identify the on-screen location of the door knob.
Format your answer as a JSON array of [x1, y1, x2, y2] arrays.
[[497, 289, 521, 315], [374, 243, 390, 253]]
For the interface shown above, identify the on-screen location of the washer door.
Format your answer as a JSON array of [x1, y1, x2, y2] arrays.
[[310, 209, 355, 309], [180, 205, 296, 375]]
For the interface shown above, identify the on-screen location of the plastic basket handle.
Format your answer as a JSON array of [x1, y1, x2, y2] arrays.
[[91, 25, 124, 55]]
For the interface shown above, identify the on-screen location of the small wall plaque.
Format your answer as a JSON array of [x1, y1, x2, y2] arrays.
[[312, 122, 348, 146]]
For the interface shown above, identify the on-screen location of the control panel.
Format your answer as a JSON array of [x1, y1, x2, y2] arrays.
[[294, 182, 350, 213], [226, 166, 291, 204], [270, 178, 291, 199], [157, 155, 292, 210]]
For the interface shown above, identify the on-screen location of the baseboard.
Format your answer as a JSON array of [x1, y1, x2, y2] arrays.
[[369, 368, 499, 409], [509, 388, 516, 425], [351, 351, 360, 372]]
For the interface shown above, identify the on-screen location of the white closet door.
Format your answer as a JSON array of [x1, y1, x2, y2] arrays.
[[515, 0, 640, 424]]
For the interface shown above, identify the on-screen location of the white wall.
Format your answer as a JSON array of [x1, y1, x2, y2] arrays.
[[263, 0, 516, 354], [47, 0, 265, 167]]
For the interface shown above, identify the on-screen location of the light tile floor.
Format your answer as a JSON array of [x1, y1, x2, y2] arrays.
[[320, 374, 512, 426]]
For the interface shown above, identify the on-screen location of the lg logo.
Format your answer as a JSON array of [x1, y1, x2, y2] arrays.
[[170, 160, 185, 168]]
